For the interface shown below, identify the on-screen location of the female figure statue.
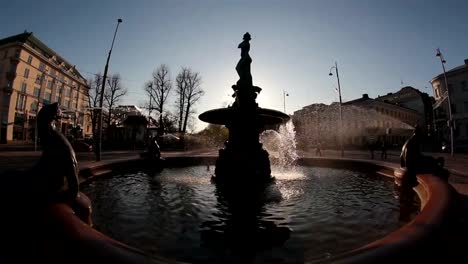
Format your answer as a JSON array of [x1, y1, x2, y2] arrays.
[[235, 32, 253, 88]]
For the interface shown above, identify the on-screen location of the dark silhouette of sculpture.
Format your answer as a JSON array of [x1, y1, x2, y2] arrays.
[[199, 33, 289, 189], [235, 32, 253, 88], [395, 126, 448, 188], [33, 103, 80, 202], [141, 136, 163, 160], [8, 102, 93, 225], [148, 136, 161, 159], [231, 32, 262, 109]]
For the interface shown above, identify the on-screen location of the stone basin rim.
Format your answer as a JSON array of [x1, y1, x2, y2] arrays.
[[199, 107, 290, 126], [36, 157, 455, 264]]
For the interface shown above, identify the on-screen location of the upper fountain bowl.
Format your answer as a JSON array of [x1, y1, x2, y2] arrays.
[[199, 107, 290, 126]]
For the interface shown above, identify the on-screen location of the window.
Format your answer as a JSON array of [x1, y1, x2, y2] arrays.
[[33, 87, 40, 97], [14, 112, 24, 125], [50, 68, 55, 76], [434, 87, 439, 98], [3, 50, 7, 59], [462, 81, 468, 92], [27, 55, 33, 64], [30, 101, 38, 113], [464, 102, 468, 113], [24, 68, 29, 78], [21, 83, 27, 93], [39, 62, 45, 71], [14, 49, 20, 58], [44, 92, 51, 104], [64, 99, 70, 108], [16, 95, 25, 110], [35, 74, 42, 84], [47, 80, 52, 89]]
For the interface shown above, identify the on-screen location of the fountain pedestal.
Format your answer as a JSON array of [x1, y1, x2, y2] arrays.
[[215, 109, 272, 184]]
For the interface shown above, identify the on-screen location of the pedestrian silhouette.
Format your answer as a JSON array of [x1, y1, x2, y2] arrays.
[[381, 140, 387, 160]]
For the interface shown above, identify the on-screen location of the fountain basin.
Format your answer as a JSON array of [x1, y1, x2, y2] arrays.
[[199, 107, 290, 126], [11, 157, 454, 263]]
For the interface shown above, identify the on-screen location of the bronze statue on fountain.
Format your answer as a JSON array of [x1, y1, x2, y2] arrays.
[[199, 33, 289, 189], [395, 125, 449, 188]]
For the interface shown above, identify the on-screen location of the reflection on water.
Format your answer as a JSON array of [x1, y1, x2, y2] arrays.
[[82, 166, 417, 263]]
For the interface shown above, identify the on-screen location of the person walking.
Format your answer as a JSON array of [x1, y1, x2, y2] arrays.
[[315, 142, 322, 157], [381, 140, 387, 160]]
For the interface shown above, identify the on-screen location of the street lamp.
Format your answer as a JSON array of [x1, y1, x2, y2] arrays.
[[329, 61, 344, 157], [96, 18, 123, 161], [283, 90, 289, 113], [435, 48, 454, 156]]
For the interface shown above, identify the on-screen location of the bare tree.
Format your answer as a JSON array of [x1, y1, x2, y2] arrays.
[[175, 67, 189, 132], [145, 64, 172, 134], [182, 68, 204, 133], [104, 74, 127, 128], [86, 73, 103, 140]]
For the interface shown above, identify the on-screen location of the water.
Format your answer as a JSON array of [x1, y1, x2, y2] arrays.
[[82, 165, 417, 263], [261, 120, 299, 167]]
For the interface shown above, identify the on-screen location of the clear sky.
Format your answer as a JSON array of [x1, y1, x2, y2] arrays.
[[2, 0, 468, 131]]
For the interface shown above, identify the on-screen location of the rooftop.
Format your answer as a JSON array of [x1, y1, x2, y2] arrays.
[[0, 31, 86, 82], [432, 59, 468, 81]]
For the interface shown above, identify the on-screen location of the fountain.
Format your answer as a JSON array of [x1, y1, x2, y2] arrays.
[[3, 34, 457, 264], [199, 32, 289, 187]]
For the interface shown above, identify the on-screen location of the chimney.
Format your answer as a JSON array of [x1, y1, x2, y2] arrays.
[[362, 94, 369, 99], [465, 59, 468, 65]]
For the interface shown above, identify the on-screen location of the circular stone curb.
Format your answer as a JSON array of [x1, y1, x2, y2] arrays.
[[40, 157, 456, 264]]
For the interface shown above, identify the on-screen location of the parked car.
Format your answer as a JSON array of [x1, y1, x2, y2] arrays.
[[72, 141, 93, 152]]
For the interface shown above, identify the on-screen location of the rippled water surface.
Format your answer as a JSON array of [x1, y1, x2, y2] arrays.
[[82, 166, 417, 263]]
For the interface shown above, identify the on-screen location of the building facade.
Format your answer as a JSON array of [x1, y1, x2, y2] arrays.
[[376, 86, 434, 135], [293, 94, 418, 150], [430, 59, 468, 151], [0, 32, 90, 143]]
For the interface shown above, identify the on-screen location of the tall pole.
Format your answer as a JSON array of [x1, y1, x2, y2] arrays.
[[283, 90, 288, 113], [330, 62, 344, 157], [96, 18, 123, 161], [283, 91, 286, 113], [148, 90, 152, 140], [436, 48, 454, 156]]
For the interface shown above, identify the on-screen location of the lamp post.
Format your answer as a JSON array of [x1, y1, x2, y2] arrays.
[[435, 48, 454, 156], [96, 18, 123, 161], [329, 61, 344, 157], [283, 90, 289, 113]]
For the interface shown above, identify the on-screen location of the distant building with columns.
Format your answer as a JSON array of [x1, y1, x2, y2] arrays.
[[292, 94, 419, 149], [430, 59, 468, 152]]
